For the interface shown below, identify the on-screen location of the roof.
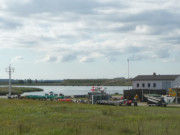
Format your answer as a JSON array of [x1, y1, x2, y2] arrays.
[[132, 74, 180, 81]]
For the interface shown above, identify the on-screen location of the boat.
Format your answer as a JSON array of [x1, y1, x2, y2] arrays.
[[161, 95, 175, 103], [144, 94, 174, 107]]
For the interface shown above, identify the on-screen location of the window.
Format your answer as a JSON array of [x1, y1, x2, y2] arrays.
[[142, 83, 145, 87], [153, 83, 156, 88], [148, 83, 150, 87], [137, 83, 139, 87]]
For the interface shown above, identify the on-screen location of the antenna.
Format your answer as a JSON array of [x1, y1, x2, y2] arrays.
[[6, 64, 14, 98]]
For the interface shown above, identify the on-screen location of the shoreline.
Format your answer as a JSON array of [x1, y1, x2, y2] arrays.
[[0, 87, 43, 96]]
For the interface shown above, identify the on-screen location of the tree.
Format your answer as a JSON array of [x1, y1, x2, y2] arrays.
[[27, 79, 32, 84], [18, 80, 24, 84], [35, 79, 38, 84]]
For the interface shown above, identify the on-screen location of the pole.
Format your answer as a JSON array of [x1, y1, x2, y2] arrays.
[[142, 89, 143, 102], [176, 88, 178, 104], [6, 64, 14, 98], [127, 59, 129, 90], [9, 65, 12, 97], [92, 95, 94, 104]]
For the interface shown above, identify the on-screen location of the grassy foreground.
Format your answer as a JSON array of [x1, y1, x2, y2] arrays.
[[0, 99, 180, 135], [0, 87, 43, 95]]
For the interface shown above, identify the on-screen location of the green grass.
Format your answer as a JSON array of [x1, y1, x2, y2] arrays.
[[0, 87, 43, 95], [0, 99, 180, 135]]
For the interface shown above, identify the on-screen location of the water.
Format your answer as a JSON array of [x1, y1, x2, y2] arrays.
[[18, 86, 132, 96]]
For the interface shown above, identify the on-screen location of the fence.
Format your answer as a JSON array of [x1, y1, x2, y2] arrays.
[[123, 89, 166, 102]]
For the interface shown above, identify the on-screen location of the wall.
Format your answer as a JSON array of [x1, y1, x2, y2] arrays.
[[162, 81, 172, 90], [132, 80, 174, 90], [132, 81, 162, 89], [172, 76, 180, 88]]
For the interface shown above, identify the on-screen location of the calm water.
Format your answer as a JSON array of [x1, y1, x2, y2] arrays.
[[18, 86, 132, 96]]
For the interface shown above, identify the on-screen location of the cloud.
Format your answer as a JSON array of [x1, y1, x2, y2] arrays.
[[11, 56, 23, 63], [128, 55, 145, 61], [42, 55, 58, 63], [0, 0, 180, 63], [79, 56, 95, 63], [2, 0, 100, 16]]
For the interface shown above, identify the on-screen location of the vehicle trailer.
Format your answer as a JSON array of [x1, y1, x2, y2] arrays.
[[97, 99, 132, 106], [144, 95, 167, 107]]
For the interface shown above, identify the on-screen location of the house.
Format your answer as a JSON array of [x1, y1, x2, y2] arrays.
[[132, 73, 180, 91]]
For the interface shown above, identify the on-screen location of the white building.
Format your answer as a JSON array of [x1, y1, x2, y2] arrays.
[[132, 73, 180, 91]]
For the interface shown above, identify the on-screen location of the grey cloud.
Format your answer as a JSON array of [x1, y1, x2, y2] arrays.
[[6, 0, 99, 16], [160, 36, 180, 45], [79, 56, 95, 63], [113, 24, 135, 32], [123, 10, 180, 33], [123, 10, 178, 25], [102, 10, 180, 34], [43, 55, 58, 62], [5, 0, 127, 17], [128, 55, 144, 61], [125, 46, 146, 53], [153, 47, 171, 59], [127, 45, 172, 61], [0, 17, 21, 29], [60, 53, 77, 62], [105, 57, 117, 62]]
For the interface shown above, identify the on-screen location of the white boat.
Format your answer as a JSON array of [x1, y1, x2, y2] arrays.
[[144, 94, 167, 107], [161, 95, 175, 103]]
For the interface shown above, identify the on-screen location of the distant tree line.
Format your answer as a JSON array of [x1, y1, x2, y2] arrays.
[[0, 79, 63, 85], [0, 78, 132, 86], [15, 79, 63, 85], [60, 78, 132, 86]]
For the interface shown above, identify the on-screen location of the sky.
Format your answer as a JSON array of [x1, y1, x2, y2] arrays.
[[0, 0, 180, 80]]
